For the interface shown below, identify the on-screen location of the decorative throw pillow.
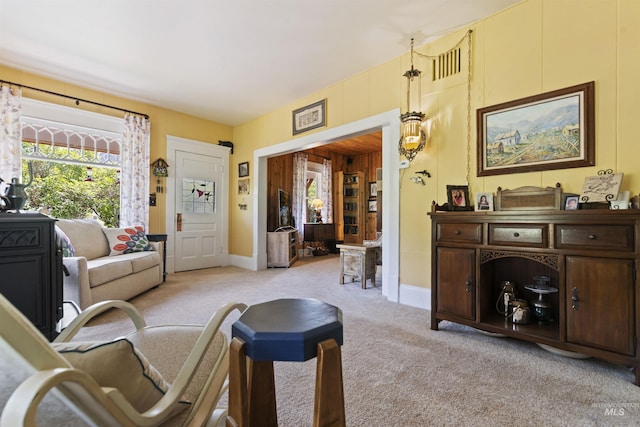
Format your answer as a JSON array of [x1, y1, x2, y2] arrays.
[[54, 338, 180, 413], [55, 225, 76, 257], [103, 225, 153, 256]]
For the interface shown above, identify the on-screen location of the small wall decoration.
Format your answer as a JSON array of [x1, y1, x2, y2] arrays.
[[368, 199, 377, 212], [292, 99, 326, 135], [474, 192, 494, 211], [182, 178, 215, 213], [477, 81, 595, 176], [238, 161, 249, 177], [369, 182, 377, 198], [238, 178, 250, 195], [580, 170, 623, 203], [446, 185, 471, 211]]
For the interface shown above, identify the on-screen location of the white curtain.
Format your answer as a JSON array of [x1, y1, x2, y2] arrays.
[[292, 153, 307, 237], [120, 113, 150, 229], [321, 158, 332, 223], [0, 85, 22, 181]]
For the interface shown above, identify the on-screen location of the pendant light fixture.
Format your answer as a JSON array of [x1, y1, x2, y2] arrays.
[[399, 38, 426, 163]]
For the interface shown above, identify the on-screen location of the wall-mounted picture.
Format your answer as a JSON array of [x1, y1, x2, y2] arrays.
[[292, 99, 326, 135], [477, 81, 595, 177], [238, 161, 249, 177], [475, 192, 494, 211], [580, 171, 623, 203], [447, 185, 471, 210], [368, 199, 377, 212], [564, 195, 579, 210], [369, 181, 377, 198], [238, 178, 250, 195]]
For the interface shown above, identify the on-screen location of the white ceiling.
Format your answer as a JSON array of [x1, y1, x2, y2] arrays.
[[0, 0, 520, 126]]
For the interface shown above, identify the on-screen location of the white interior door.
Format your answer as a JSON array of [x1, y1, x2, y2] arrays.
[[174, 150, 225, 271]]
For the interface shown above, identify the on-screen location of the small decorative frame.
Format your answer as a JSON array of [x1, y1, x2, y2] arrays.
[[446, 185, 471, 211], [477, 81, 595, 176], [474, 192, 494, 212], [368, 199, 377, 212], [369, 182, 377, 198], [238, 162, 249, 177], [580, 170, 623, 203], [564, 195, 579, 210], [238, 178, 250, 195], [293, 99, 326, 135]]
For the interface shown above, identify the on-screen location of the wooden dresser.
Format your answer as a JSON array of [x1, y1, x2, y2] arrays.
[[428, 209, 640, 386]]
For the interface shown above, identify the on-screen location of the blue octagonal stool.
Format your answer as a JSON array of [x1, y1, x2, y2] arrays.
[[227, 298, 345, 427]]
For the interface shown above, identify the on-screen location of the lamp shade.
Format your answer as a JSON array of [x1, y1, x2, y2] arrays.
[[310, 198, 325, 210]]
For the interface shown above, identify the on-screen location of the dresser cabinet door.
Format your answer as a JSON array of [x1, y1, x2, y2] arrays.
[[566, 256, 635, 356], [436, 247, 475, 321]]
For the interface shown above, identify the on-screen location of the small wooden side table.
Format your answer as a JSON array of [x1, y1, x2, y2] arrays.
[[146, 233, 167, 282], [228, 298, 345, 427], [336, 243, 380, 289]]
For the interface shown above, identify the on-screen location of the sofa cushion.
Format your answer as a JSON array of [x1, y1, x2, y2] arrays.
[[103, 226, 153, 256], [128, 250, 163, 273], [54, 338, 174, 413], [87, 257, 134, 287], [56, 219, 109, 260]]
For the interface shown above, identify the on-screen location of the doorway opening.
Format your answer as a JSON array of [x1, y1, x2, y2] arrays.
[[253, 109, 401, 302]]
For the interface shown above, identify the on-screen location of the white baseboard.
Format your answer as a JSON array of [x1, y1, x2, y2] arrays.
[[229, 254, 256, 271], [398, 283, 430, 310]]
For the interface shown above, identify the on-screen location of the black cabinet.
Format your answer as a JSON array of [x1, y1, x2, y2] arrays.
[[0, 213, 63, 340]]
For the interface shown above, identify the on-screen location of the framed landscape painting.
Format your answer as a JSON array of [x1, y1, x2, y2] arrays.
[[477, 81, 595, 176]]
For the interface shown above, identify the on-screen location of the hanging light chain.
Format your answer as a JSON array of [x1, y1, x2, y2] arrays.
[[413, 30, 472, 61]]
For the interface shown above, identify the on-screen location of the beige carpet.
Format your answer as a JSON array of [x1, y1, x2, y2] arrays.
[[64, 255, 639, 425]]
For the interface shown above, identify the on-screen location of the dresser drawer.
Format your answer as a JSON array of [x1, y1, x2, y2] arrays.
[[556, 225, 634, 251], [489, 224, 548, 248], [436, 223, 482, 243]]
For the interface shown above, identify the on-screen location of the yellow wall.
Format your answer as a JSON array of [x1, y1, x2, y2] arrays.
[[0, 65, 233, 234], [232, 0, 640, 288], [4, 0, 639, 290]]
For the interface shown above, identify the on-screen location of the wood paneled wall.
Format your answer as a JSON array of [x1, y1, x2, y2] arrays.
[[267, 147, 382, 241]]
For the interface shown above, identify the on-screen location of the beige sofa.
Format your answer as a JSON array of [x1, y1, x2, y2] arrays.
[[55, 219, 164, 310]]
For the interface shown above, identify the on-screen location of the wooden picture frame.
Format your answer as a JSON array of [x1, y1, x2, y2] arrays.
[[446, 185, 471, 210], [369, 181, 377, 198], [238, 178, 250, 195], [477, 81, 595, 176], [292, 99, 326, 135], [368, 199, 377, 212], [238, 162, 249, 177]]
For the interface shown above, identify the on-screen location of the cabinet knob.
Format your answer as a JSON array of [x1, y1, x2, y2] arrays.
[[513, 232, 520, 237], [588, 234, 597, 240], [454, 230, 461, 235], [465, 275, 472, 293], [571, 287, 579, 310]]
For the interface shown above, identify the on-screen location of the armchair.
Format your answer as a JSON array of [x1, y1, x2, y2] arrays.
[[0, 294, 246, 427]]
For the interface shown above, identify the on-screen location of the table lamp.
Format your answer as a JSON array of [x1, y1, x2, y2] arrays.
[[310, 198, 325, 223]]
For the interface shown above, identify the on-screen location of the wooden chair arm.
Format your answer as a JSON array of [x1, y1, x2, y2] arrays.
[[54, 300, 147, 343], [0, 368, 138, 427]]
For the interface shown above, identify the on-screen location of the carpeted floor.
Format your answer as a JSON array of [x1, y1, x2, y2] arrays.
[[69, 253, 640, 426]]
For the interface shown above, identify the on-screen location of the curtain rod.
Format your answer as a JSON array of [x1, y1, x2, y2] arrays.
[[0, 79, 149, 119]]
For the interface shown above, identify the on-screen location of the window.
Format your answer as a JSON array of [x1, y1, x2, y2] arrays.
[[18, 99, 123, 226], [306, 161, 323, 223]]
